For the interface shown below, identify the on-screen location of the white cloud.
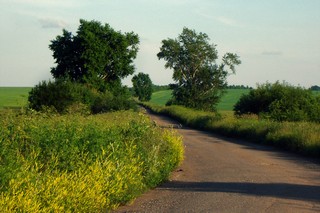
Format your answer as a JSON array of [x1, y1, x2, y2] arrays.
[[195, 10, 244, 28], [39, 18, 69, 29]]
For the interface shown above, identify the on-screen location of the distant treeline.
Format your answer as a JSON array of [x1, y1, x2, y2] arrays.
[[152, 84, 170, 92], [151, 84, 253, 92], [148, 84, 319, 92], [310, 85, 320, 91], [226, 85, 253, 89]]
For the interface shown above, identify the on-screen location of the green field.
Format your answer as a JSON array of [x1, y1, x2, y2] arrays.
[[0, 87, 31, 109], [150, 89, 251, 111]]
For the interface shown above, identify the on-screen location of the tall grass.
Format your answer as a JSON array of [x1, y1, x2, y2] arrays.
[[0, 110, 183, 212], [142, 103, 320, 158]]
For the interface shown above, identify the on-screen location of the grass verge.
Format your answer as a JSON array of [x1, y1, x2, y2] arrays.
[[0, 110, 184, 212], [142, 102, 320, 158]]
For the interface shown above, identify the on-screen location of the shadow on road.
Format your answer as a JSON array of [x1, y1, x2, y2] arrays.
[[159, 181, 320, 203]]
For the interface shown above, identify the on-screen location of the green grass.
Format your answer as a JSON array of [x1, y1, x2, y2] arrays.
[[150, 89, 250, 111], [216, 89, 250, 111], [150, 90, 172, 106], [0, 87, 31, 109]]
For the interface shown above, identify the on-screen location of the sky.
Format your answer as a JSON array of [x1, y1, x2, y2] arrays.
[[0, 0, 319, 88]]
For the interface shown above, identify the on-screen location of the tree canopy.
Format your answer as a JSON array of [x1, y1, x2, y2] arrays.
[[49, 19, 139, 91], [157, 27, 241, 111], [132, 72, 153, 101]]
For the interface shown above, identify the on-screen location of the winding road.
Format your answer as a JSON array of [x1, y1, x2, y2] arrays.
[[116, 111, 320, 212]]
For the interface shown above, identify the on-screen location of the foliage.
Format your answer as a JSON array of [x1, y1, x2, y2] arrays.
[[28, 80, 136, 114], [0, 110, 183, 212], [28, 80, 95, 113], [90, 87, 137, 114], [49, 19, 139, 92], [132, 73, 153, 101], [234, 82, 320, 122], [157, 27, 241, 111], [142, 103, 320, 158]]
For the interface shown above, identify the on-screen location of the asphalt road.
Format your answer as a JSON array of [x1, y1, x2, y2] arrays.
[[116, 112, 320, 213]]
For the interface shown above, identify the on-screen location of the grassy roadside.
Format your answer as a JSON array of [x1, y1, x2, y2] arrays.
[[0, 110, 184, 212], [141, 102, 320, 158]]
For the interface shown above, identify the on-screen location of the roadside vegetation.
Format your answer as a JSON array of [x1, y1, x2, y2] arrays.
[[144, 82, 320, 158], [141, 102, 320, 158], [0, 110, 183, 211]]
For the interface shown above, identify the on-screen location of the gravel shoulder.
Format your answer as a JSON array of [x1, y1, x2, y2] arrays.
[[116, 111, 320, 213]]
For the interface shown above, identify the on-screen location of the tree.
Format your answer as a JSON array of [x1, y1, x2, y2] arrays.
[[49, 19, 139, 91], [132, 72, 153, 101], [157, 27, 241, 111]]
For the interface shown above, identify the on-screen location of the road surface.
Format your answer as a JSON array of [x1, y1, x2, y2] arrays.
[[116, 111, 320, 212]]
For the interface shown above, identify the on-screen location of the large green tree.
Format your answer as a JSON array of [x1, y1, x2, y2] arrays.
[[157, 28, 241, 111], [49, 19, 139, 91], [132, 72, 153, 101]]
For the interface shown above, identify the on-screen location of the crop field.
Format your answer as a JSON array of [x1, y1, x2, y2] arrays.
[[150, 89, 251, 111], [0, 87, 31, 109]]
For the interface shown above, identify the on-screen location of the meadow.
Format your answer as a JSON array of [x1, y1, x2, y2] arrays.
[[0, 87, 31, 109], [150, 89, 250, 111]]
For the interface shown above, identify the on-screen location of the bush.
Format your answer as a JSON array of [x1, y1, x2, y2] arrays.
[[28, 80, 137, 114], [28, 80, 96, 113], [234, 82, 320, 122]]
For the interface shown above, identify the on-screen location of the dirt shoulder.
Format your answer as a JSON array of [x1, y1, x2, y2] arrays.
[[116, 111, 320, 212]]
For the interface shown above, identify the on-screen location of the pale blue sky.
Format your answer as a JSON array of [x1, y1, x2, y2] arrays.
[[1, 0, 319, 87]]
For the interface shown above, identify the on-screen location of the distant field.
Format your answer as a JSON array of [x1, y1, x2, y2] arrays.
[[150, 90, 172, 106], [0, 87, 31, 109], [150, 89, 251, 111]]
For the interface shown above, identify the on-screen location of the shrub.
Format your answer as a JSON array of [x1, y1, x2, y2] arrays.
[[28, 80, 96, 113], [28, 80, 137, 114], [234, 82, 320, 122]]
